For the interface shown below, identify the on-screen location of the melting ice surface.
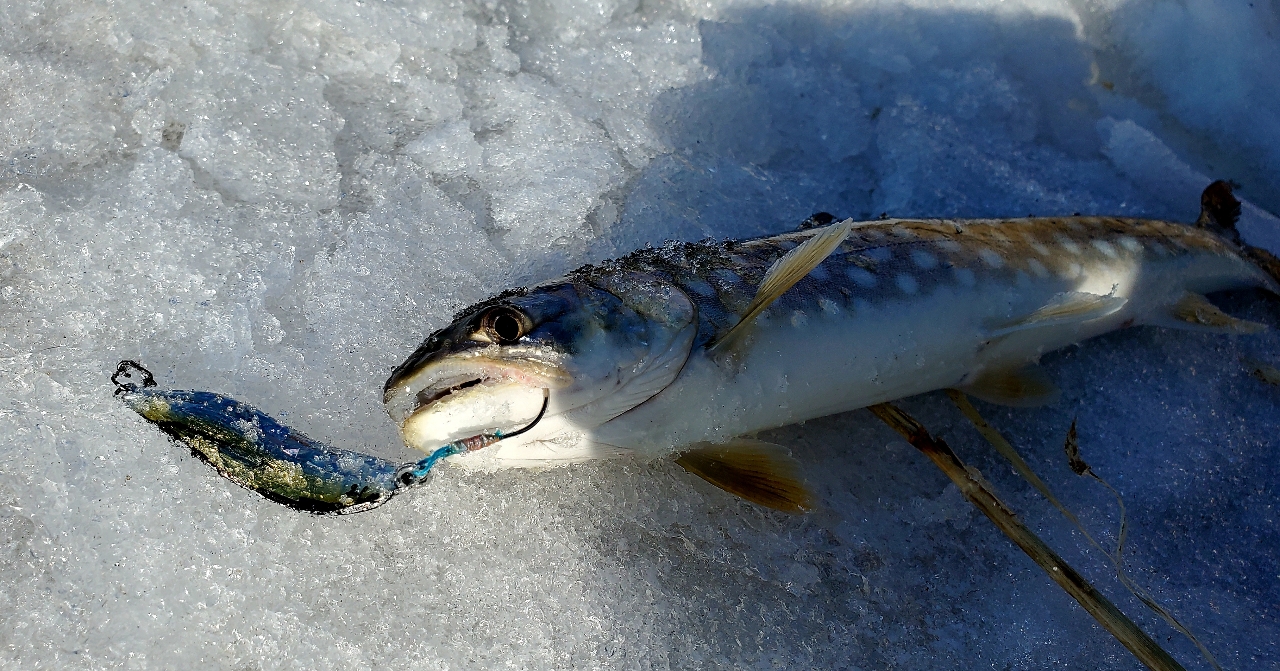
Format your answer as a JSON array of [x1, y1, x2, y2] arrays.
[[1, 0, 1278, 667]]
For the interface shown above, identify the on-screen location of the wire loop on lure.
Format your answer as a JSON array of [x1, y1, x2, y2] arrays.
[[112, 360, 157, 394], [396, 388, 550, 488]]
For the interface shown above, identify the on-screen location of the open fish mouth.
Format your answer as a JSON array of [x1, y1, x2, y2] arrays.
[[414, 378, 484, 408], [384, 355, 571, 451]]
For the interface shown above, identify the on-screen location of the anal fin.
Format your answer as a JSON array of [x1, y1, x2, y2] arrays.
[[675, 439, 813, 513], [959, 363, 1061, 407], [1157, 292, 1265, 334]]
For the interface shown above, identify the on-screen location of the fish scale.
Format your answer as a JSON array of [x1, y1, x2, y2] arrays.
[[574, 215, 1272, 460], [576, 215, 1244, 350]]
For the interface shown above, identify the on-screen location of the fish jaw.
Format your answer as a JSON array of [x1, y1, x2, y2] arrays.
[[384, 351, 571, 451], [441, 413, 633, 471]]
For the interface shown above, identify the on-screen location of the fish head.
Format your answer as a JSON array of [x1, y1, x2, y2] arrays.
[[383, 271, 697, 459]]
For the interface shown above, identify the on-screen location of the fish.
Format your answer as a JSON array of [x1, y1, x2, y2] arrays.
[[119, 182, 1278, 513], [380, 181, 1278, 511]]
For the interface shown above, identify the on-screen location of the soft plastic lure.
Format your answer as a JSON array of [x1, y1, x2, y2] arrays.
[[112, 361, 545, 514]]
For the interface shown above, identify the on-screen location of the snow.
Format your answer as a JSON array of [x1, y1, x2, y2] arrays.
[[1, 0, 1278, 668]]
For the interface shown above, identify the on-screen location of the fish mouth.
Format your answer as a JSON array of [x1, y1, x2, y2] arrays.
[[384, 354, 570, 451], [414, 378, 484, 410]]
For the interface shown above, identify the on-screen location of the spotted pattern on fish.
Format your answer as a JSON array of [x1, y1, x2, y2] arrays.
[[571, 216, 1248, 347]]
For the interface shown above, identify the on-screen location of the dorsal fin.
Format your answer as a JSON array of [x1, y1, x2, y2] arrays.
[[988, 291, 1127, 337], [959, 363, 1061, 407], [675, 439, 813, 513], [1153, 292, 1266, 334], [708, 218, 854, 355]]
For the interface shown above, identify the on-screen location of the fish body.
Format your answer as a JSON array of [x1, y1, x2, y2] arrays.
[[384, 201, 1277, 476], [589, 216, 1265, 454]]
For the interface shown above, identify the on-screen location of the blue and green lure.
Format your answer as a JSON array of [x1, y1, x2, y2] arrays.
[[112, 361, 539, 514]]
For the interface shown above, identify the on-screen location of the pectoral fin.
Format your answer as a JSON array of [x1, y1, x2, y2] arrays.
[[988, 292, 1127, 337], [1155, 292, 1266, 334], [708, 219, 854, 356], [675, 439, 813, 513], [959, 363, 1061, 407]]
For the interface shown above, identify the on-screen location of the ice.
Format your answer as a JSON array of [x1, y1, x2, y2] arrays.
[[1, 0, 1278, 667], [0, 62, 120, 180], [1102, 117, 1280, 255], [1095, 0, 1280, 210]]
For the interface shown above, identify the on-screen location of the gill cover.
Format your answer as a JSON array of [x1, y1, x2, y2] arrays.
[[558, 270, 698, 427]]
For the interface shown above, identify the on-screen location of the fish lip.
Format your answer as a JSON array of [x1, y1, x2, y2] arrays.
[[383, 351, 570, 426]]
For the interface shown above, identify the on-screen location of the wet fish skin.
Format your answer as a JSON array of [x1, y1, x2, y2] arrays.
[[384, 265, 697, 459], [387, 199, 1276, 467], [592, 215, 1274, 453]]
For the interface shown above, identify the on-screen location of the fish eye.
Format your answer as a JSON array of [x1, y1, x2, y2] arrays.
[[480, 306, 527, 344]]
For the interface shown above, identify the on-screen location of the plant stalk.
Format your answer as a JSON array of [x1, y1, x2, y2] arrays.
[[867, 402, 1185, 671]]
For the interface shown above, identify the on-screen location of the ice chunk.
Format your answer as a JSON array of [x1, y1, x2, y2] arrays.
[[471, 75, 627, 254], [1105, 0, 1280, 210], [167, 56, 343, 208], [404, 120, 483, 178], [0, 62, 120, 179]]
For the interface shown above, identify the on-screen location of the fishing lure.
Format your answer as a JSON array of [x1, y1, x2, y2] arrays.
[[112, 361, 546, 514]]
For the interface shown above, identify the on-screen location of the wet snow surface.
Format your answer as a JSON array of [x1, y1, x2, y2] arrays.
[[2, 0, 1279, 668]]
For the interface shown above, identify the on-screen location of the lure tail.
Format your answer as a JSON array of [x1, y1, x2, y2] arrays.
[[112, 361, 445, 514]]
